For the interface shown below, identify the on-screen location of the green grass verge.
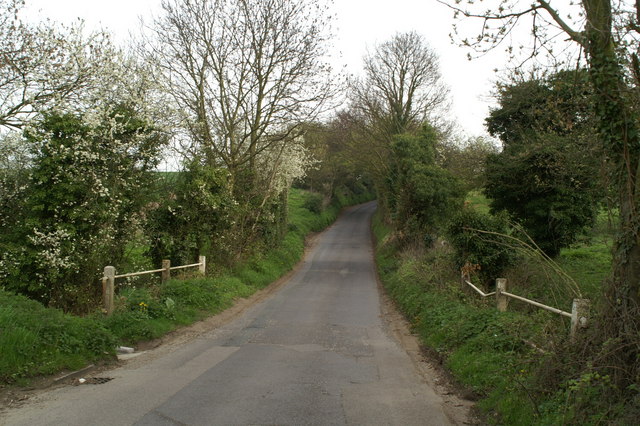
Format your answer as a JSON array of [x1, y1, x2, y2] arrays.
[[372, 212, 589, 424], [0, 188, 373, 384], [422, 195, 626, 423], [373, 207, 636, 423], [0, 290, 116, 385]]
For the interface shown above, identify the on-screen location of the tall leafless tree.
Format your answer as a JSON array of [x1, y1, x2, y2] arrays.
[[147, 0, 337, 192], [350, 31, 449, 140], [348, 31, 449, 212]]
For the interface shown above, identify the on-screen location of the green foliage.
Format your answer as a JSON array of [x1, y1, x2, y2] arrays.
[[145, 161, 236, 267], [0, 108, 166, 310], [487, 70, 594, 144], [161, 279, 230, 310], [551, 371, 621, 424], [465, 190, 491, 214], [101, 310, 161, 344], [101, 277, 244, 345], [302, 191, 323, 214], [373, 213, 544, 421], [557, 244, 612, 300], [374, 203, 638, 423], [446, 207, 513, 285], [105, 189, 349, 346], [387, 125, 464, 242], [297, 120, 375, 205], [485, 70, 602, 257], [440, 136, 499, 192], [485, 136, 599, 257], [0, 188, 368, 383]]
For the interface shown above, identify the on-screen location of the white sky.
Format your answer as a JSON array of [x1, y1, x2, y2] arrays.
[[22, 0, 514, 137]]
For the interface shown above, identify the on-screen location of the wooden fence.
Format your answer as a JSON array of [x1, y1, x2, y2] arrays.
[[461, 272, 590, 340], [101, 256, 206, 315]]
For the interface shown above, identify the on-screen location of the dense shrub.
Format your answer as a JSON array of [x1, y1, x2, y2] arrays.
[[388, 125, 464, 243], [302, 192, 323, 213], [446, 207, 514, 285], [0, 188, 368, 383], [484, 70, 602, 257], [484, 137, 599, 257], [145, 161, 237, 268], [0, 109, 166, 310]]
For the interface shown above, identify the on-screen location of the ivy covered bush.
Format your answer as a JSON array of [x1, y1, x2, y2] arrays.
[[387, 125, 464, 244]]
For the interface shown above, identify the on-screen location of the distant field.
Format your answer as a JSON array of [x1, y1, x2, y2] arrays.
[[465, 190, 491, 214]]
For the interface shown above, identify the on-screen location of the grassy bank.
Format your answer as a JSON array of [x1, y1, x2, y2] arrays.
[[0, 189, 372, 385], [372, 204, 624, 424], [374, 214, 545, 423]]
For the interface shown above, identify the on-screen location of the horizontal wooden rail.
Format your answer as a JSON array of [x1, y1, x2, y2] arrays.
[[464, 280, 496, 298], [461, 272, 589, 340], [105, 261, 205, 280], [501, 291, 572, 318], [101, 256, 206, 315], [113, 268, 166, 279], [169, 262, 202, 271]]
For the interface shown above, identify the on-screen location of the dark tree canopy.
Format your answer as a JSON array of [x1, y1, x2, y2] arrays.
[[487, 70, 595, 145], [484, 70, 602, 257], [388, 125, 464, 244]]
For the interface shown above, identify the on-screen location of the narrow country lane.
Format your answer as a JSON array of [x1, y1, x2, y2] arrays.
[[2, 202, 456, 425]]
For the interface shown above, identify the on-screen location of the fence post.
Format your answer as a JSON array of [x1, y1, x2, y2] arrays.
[[570, 298, 590, 340], [199, 255, 206, 275], [162, 259, 171, 283], [461, 271, 470, 292], [103, 266, 116, 315], [496, 278, 509, 312]]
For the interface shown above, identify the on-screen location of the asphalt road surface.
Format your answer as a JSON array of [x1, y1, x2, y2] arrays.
[[2, 201, 455, 425]]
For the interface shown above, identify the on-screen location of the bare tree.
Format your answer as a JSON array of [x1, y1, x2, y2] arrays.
[[350, 31, 449, 140], [348, 32, 449, 214], [147, 0, 337, 191]]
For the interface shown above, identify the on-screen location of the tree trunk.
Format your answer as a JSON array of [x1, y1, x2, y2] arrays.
[[583, 0, 640, 385]]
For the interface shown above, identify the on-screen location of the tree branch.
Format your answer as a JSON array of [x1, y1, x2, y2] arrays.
[[537, 0, 585, 46]]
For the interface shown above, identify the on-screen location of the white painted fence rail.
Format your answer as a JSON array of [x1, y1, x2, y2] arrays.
[[462, 272, 589, 339], [464, 279, 496, 298], [101, 256, 206, 315], [500, 291, 572, 318]]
